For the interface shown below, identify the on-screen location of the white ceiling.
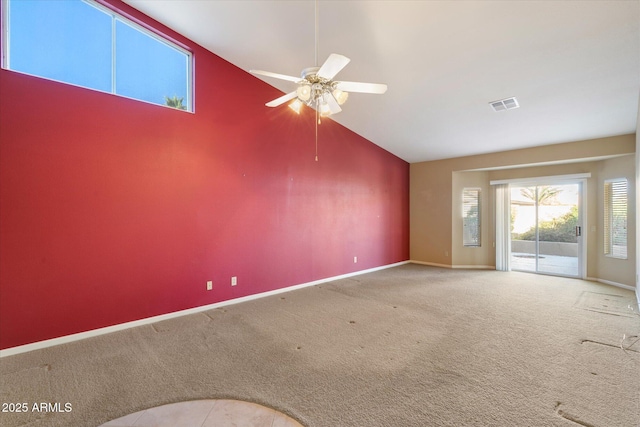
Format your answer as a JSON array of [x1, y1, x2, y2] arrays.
[[124, 0, 639, 163]]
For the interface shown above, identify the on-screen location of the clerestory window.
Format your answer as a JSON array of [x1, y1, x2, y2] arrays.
[[2, 0, 192, 111]]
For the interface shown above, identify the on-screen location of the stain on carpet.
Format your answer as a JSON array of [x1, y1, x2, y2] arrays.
[[574, 291, 635, 317]]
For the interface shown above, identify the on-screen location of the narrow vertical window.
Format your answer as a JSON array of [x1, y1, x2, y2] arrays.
[[463, 188, 481, 247], [604, 179, 627, 259]]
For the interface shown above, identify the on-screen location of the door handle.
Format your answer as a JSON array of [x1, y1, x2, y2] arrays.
[[576, 226, 582, 237]]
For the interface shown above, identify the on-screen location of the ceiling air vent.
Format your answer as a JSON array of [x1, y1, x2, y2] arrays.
[[489, 97, 519, 112]]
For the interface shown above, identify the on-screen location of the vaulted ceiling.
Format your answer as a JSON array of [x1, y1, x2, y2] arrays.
[[124, 0, 639, 163]]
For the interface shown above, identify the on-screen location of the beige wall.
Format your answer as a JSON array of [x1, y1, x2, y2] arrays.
[[411, 134, 636, 287], [411, 159, 455, 266]]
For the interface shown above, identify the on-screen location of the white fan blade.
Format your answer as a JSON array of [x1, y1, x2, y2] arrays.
[[266, 91, 298, 107], [324, 93, 342, 115], [335, 81, 388, 94], [250, 70, 301, 83], [317, 54, 350, 80]]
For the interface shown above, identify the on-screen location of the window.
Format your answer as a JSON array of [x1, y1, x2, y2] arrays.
[[463, 188, 481, 247], [2, 0, 192, 111], [604, 179, 627, 259]]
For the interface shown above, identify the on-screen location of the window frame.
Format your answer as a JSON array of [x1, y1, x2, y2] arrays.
[[462, 187, 481, 248], [603, 178, 628, 259], [1, 0, 194, 112]]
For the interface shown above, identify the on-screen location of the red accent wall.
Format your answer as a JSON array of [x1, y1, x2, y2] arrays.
[[0, 1, 409, 350]]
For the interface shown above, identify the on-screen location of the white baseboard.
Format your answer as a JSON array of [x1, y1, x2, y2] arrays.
[[585, 276, 637, 291], [451, 265, 495, 270], [0, 261, 410, 358], [410, 260, 451, 268], [409, 260, 494, 270]]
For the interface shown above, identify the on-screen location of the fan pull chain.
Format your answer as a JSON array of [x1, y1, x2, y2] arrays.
[[315, 109, 319, 161], [314, 0, 319, 161]]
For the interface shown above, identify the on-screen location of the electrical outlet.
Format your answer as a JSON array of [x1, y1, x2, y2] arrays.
[[206, 280, 213, 291], [354, 256, 357, 263], [231, 276, 237, 286]]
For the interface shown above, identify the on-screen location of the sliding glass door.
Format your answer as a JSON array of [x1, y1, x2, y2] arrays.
[[510, 182, 582, 277]]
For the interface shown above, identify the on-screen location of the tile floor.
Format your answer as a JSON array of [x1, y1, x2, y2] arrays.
[[100, 399, 304, 427]]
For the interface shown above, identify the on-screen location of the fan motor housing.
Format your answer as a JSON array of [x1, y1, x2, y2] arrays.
[[301, 66, 320, 79]]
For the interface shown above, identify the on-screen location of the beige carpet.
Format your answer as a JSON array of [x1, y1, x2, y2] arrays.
[[1, 264, 639, 427]]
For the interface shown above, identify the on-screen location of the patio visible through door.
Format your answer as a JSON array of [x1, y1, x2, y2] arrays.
[[510, 182, 582, 277]]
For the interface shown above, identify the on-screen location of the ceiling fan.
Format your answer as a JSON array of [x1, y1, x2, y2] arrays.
[[250, 53, 387, 117], [249, 0, 387, 160]]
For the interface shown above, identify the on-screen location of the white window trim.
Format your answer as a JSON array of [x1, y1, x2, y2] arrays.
[[463, 187, 481, 248], [490, 173, 591, 186]]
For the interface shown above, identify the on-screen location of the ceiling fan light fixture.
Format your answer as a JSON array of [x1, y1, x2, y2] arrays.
[[319, 101, 332, 117], [289, 98, 303, 114], [296, 84, 312, 101], [332, 88, 348, 105], [252, 55, 386, 115]]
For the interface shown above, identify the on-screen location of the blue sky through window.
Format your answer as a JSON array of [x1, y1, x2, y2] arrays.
[[115, 20, 188, 106], [9, 0, 112, 91], [6, 0, 191, 110]]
